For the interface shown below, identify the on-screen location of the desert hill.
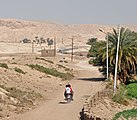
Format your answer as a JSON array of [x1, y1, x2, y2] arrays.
[[0, 19, 137, 46]]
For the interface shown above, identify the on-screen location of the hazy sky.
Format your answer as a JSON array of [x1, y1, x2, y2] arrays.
[[0, 0, 137, 25]]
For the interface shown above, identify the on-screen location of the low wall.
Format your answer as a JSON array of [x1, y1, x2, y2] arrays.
[[80, 90, 112, 120]]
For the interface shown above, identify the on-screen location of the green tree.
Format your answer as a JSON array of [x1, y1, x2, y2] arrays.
[[87, 38, 106, 57], [97, 27, 137, 83], [87, 37, 97, 45]]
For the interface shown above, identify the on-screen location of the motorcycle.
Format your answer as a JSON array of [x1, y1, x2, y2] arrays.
[[65, 93, 72, 103]]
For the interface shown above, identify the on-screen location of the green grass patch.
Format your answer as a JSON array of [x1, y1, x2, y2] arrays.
[[35, 57, 54, 64], [57, 64, 70, 71], [0, 63, 8, 69], [126, 83, 137, 98], [14, 67, 26, 74], [113, 85, 129, 105], [112, 83, 137, 105], [113, 109, 137, 120], [57, 64, 66, 69], [27, 64, 74, 80]]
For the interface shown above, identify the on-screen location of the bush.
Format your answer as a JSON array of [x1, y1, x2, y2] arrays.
[[57, 64, 66, 69], [88, 59, 93, 64], [27, 64, 74, 80], [35, 57, 54, 64], [0, 63, 8, 69], [113, 109, 137, 120], [126, 83, 137, 98], [64, 60, 68, 63], [113, 83, 137, 105], [14, 67, 26, 74], [86, 38, 97, 45], [12, 62, 17, 64], [113, 85, 129, 105], [0, 85, 42, 103]]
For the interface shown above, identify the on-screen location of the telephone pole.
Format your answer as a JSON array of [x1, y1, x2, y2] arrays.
[[54, 37, 56, 57], [32, 41, 34, 53], [62, 37, 64, 45], [71, 37, 74, 62]]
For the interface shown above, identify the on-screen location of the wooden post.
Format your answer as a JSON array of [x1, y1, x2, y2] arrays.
[[32, 42, 34, 53], [54, 37, 56, 57]]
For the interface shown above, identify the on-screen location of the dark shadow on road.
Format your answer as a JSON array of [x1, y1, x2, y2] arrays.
[[78, 77, 106, 82], [58, 101, 68, 104]]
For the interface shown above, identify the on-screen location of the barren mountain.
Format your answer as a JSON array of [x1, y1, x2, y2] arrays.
[[0, 19, 137, 47]]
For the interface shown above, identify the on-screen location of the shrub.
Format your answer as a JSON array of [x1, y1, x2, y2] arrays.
[[9, 88, 42, 101], [113, 83, 137, 105], [64, 60, 68, 63], [12, 62, 17, 64], [14, 67, 26, 74], [126, 83, 137, 98], [27, 64, 74, 80], [113, 109, 137, 120], [0, 85, 42, 103], [113, 85, 129, 105], [35, 57, 54, 64], [65, 68, 70, 71], [88, 59, 93, 64], [57, 64, 66, 69], [0, 63, 8, 69]]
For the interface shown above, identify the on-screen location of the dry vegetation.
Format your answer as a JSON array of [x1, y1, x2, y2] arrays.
[[0, 54, 74, 119]]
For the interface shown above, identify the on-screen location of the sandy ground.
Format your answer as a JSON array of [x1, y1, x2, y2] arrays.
[[0, 43, 137, 120], [4, 58, 105, 120], [0, 42, 105, 120]]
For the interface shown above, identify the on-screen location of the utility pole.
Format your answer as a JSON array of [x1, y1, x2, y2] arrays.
[[32, 41, 34, 53], [71, 37, 74, 62], [69, 35, 85, 62], [54, 37, 56, 57], [62, 37, 64, 45]]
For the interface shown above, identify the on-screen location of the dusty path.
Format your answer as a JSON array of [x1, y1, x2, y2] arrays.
[[8, 59, 105, 120]]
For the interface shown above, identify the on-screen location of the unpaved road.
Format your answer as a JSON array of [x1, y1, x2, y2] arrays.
[[8, 59, 105, 120]]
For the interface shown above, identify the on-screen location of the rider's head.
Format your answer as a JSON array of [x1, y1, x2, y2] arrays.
[[66, 83, 71, 87]]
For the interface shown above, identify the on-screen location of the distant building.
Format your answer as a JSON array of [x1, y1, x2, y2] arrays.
[[41, 48, 56, 57]]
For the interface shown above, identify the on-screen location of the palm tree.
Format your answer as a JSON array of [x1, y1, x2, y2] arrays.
[[98, 27, 137, 83], [35, 36, 39, 44], [87, 38, 106, 58]]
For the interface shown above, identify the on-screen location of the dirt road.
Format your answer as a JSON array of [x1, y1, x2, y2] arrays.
[[8, 59, 105, 120]]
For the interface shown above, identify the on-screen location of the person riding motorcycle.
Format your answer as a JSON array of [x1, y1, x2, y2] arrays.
[[64, 83, 74, 100]]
